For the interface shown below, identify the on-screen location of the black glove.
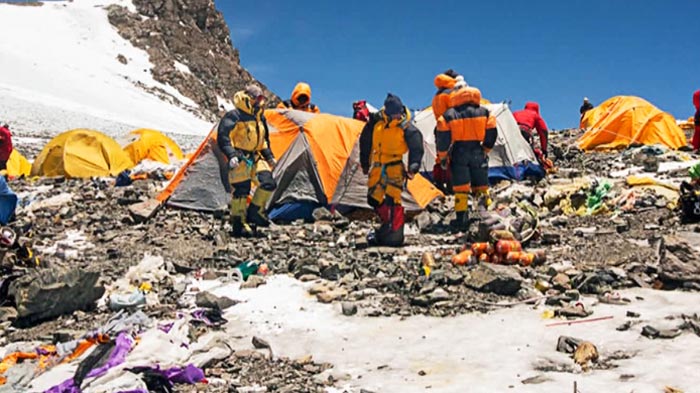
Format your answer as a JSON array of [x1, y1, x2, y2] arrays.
[[408, 163, 420, 175], [440, 157, 448, 170]]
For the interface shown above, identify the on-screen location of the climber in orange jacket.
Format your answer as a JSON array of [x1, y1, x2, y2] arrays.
[[436, 86, 497, 230], [277, 82, 320, 113], [431, 69, 466, 193]]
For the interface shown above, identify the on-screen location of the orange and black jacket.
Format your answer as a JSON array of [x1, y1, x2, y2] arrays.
[[436, 87, 497, 159], [431, 73, 457, 120], [359, 109, 423, 173], [276, 82, 320, 113]]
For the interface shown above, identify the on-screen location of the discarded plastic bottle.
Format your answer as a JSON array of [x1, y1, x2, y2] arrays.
[[235, 261, 260, 281], [109, 290, 146, 311]]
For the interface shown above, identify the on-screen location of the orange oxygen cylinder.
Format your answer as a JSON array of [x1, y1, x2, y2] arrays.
[[519, 253, 535, 267], [505, 251, 525, 265], [496, 240, 522, 256], [471, 242, 493, 257], [451, 250, 474, 265]]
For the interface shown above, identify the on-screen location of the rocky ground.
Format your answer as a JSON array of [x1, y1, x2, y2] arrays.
[[1, 131, 700, 391]]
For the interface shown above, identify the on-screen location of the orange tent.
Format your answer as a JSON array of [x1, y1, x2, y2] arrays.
[[158, 109, 443, 216], [578, 96, 687, 151]]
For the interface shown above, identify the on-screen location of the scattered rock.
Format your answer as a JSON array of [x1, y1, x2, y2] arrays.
[[521, 375, 552, 385], [240, 275, 267, 289], [574, 342, 599, 371], [466, 264, 523, 296], [127, 199, 161, 223], [341, 302, 357, 316], [317, 288, 347, 304], [0, 307, 18, 323], [195, 291, 238, 310], [9, 267, 104, 327], [116, 54, 128, 64], [641, 325, 682, 339]]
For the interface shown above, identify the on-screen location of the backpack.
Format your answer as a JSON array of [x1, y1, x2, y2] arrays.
[[353, 100, 370, 122], [679, 181, 700, 223]]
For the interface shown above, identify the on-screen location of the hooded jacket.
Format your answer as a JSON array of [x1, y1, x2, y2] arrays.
[[513, 102, 549, 153], [359, 107, 423, 173], [0, 126, 12, 162], [436, 87, 497, 159], [217, 91, 274, 162], [277, 82, 320, 113], [431, 73, 457, 120]]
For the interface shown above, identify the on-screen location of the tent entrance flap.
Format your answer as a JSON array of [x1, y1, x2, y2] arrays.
[[269, 133, 327, 207]]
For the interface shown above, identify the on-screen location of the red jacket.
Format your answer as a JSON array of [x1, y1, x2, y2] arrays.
[[693, 90, 700, 150], [0, 126, 12, 162], [513, 102, 548, 153]]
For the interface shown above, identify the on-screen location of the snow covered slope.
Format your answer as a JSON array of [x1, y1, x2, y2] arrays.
[[0, 0, 213, 137]]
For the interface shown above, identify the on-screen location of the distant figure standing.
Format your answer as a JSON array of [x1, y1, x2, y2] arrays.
[[692, 90, 700, 151], [277, 82, 320, 113], [580, 97, 594, 118], [352, 100, 370, 122], [0, 124, 13, 171]]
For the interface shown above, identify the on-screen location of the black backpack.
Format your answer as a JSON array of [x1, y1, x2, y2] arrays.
[[679, 181, 700, 223]]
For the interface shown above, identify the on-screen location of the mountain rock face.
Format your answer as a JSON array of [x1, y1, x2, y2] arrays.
[[107, 0, 279, 121]]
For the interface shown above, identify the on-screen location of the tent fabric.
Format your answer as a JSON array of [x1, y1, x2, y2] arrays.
[[268, 109, 442, 218], [122, 129, 183, 165], [157, 130, 231, 212], [31, 129, 134, 178], [412, 103, 542, 182], [0, 176, 17, 225], [4, 150, 31, 177], [158, 109, 443, 217], [578, 96, 687, 151]]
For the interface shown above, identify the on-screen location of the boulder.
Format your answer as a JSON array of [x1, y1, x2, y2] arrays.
[[466, 264, 523, 296], [8, 267, 104, 327]]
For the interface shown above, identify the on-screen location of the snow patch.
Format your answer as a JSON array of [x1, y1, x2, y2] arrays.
[[213, 276, 700, 393], [217, 95, 234, 112], [174, 60, 192, 75], [0, 1, 212, 136]]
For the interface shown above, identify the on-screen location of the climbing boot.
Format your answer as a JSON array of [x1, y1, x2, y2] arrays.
[[246, 189, 272, 227]]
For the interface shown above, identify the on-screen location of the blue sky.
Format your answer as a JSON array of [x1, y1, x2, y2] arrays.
[[215, 1, 700, 130]]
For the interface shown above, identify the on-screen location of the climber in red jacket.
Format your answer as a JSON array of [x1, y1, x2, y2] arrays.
[[513, 102, 549, 158], [692, 90, 700, 151], [0, 124, 13, 171]]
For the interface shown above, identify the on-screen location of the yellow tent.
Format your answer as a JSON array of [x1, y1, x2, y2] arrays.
[[31, 129, 134, 178], [578, 96, 687, 151], [2, 150, 32, 177], [122, 129, 184, 165]]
